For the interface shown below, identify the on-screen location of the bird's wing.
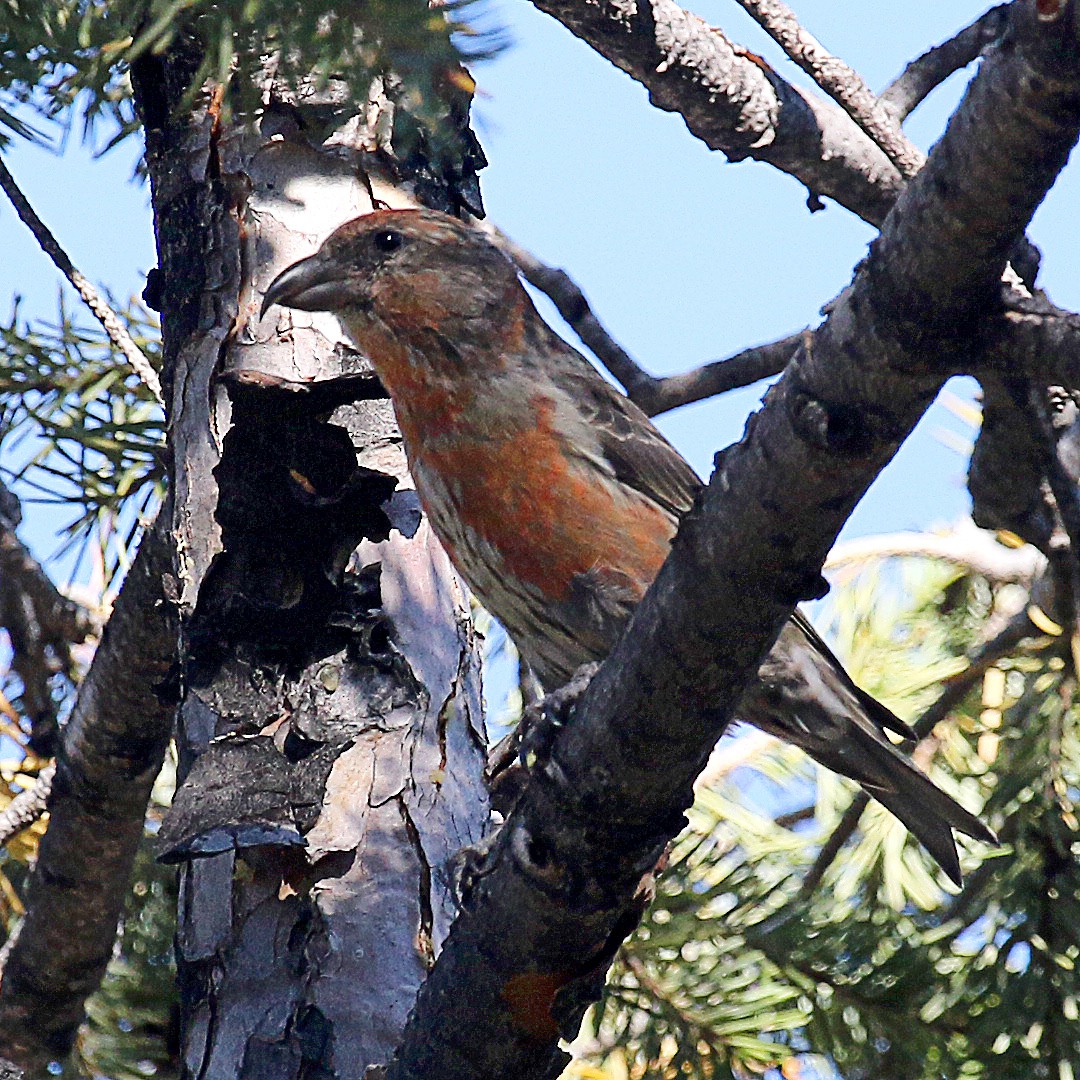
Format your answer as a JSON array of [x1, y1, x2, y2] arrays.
[[749, 619, 996, 884], [536, 325, 703, 518], [525, 327, 994, 881], [788, 608, 917, 742]]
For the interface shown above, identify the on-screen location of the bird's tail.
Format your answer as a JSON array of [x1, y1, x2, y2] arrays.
[[742, 613, 995, 886], [775, 702, 996, 886]]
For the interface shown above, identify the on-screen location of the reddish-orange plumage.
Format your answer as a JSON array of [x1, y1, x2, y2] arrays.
[[408, 392, 674, 604]]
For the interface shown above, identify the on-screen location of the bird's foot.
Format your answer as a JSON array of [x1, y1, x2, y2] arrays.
[[519, 662, 600, 769], [485, 662, 600, 814]]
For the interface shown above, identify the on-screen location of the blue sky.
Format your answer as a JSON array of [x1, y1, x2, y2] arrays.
[[1, 0, 1078, 569]]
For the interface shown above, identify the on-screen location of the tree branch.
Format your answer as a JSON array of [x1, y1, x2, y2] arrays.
[[997, 300, 1080, 386], [633, 334, 801, 415], [0, 765, 52, 849], [480, 219, 799, 413], [825, 523, 1046, 584], [732, 0, 924, 177], [386, 8, 1080, 1077], [529, 0, 903, 224], [881, 4, 1012, 121], [0, 478, 93, 755], [0, 156, 163, 405], [476, 222, 654, 398], [0, 515, 177, 1071]]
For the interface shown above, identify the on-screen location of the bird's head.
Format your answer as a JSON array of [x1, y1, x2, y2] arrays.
[[261, 209, 519, 345]]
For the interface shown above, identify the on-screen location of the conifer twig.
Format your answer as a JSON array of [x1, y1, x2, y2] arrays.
[[0, 156, 163, 405], [0, 765, 53, 848]]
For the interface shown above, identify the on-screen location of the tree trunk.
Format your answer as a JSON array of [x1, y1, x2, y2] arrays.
[[132, 49, 489, 1078]]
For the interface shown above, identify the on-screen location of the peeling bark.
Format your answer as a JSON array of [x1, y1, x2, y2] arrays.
[[132, 49, 489, 1079]]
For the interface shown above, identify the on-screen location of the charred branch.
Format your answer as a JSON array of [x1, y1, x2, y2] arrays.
[[386, 9, 1080, 1077], [131, 45, 492, 1076], [969, 378, 1055, 549], [0, 516, 177, 1071]]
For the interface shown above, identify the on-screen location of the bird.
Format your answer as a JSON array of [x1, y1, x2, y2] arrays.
[[262, 207, 995, 884]]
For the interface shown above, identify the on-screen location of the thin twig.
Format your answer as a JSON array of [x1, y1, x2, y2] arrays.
[[880, 4, 1011, 122], [478, 220, 799, 415], [733, 0, 924, 178], [0, 156, 163, 405], [800, 602, 1041, 895], [825, 524, 1046, 585], [1027, 384, 1080, 667], [633, 334, 803, 416], [798, 795, 863, 897], [477, 220, 653, 398], [0, 764, 53, 849]]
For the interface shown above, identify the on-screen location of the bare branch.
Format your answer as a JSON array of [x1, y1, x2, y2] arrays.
[[0, 156, 163, 405], [825, 523, 1046, 585], [996, 300, 1080, 386], [529, 0, 903, 225], [0, 765, 52, 849], [881, 4, 1012, 121], [732, 0, 924, 177], [478, 222, 653, 398], [0, 516, 176, 1072], [634, 334, 802, 415], [480, 221, 799, 413], [0, 478, 93, 755]]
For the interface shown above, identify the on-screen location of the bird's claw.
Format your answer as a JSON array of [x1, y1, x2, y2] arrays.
[[485, 662, 600, 815], [519, 662, 600, 770]]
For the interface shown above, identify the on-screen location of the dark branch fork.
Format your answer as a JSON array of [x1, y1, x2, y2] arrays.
[[386, 6, 1080, 1078]]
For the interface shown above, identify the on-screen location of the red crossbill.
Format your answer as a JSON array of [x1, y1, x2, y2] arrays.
[[263, 208, 993, 883]]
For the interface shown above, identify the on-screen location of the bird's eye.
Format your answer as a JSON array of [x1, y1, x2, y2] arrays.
[[373, 229, 404, 253]]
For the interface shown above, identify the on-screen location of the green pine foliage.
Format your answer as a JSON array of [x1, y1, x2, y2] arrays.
[[73, 839, 179, 1080], [0, 296, 164, 582], [573, 555, 1079, 1080], [0, 0, 502, 151]]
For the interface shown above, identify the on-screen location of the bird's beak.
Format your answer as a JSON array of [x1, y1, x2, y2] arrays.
[[260, 252, 354, 319]]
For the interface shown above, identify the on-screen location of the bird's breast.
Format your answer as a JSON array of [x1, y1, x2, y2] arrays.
[[401, 393, 675, 608]]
